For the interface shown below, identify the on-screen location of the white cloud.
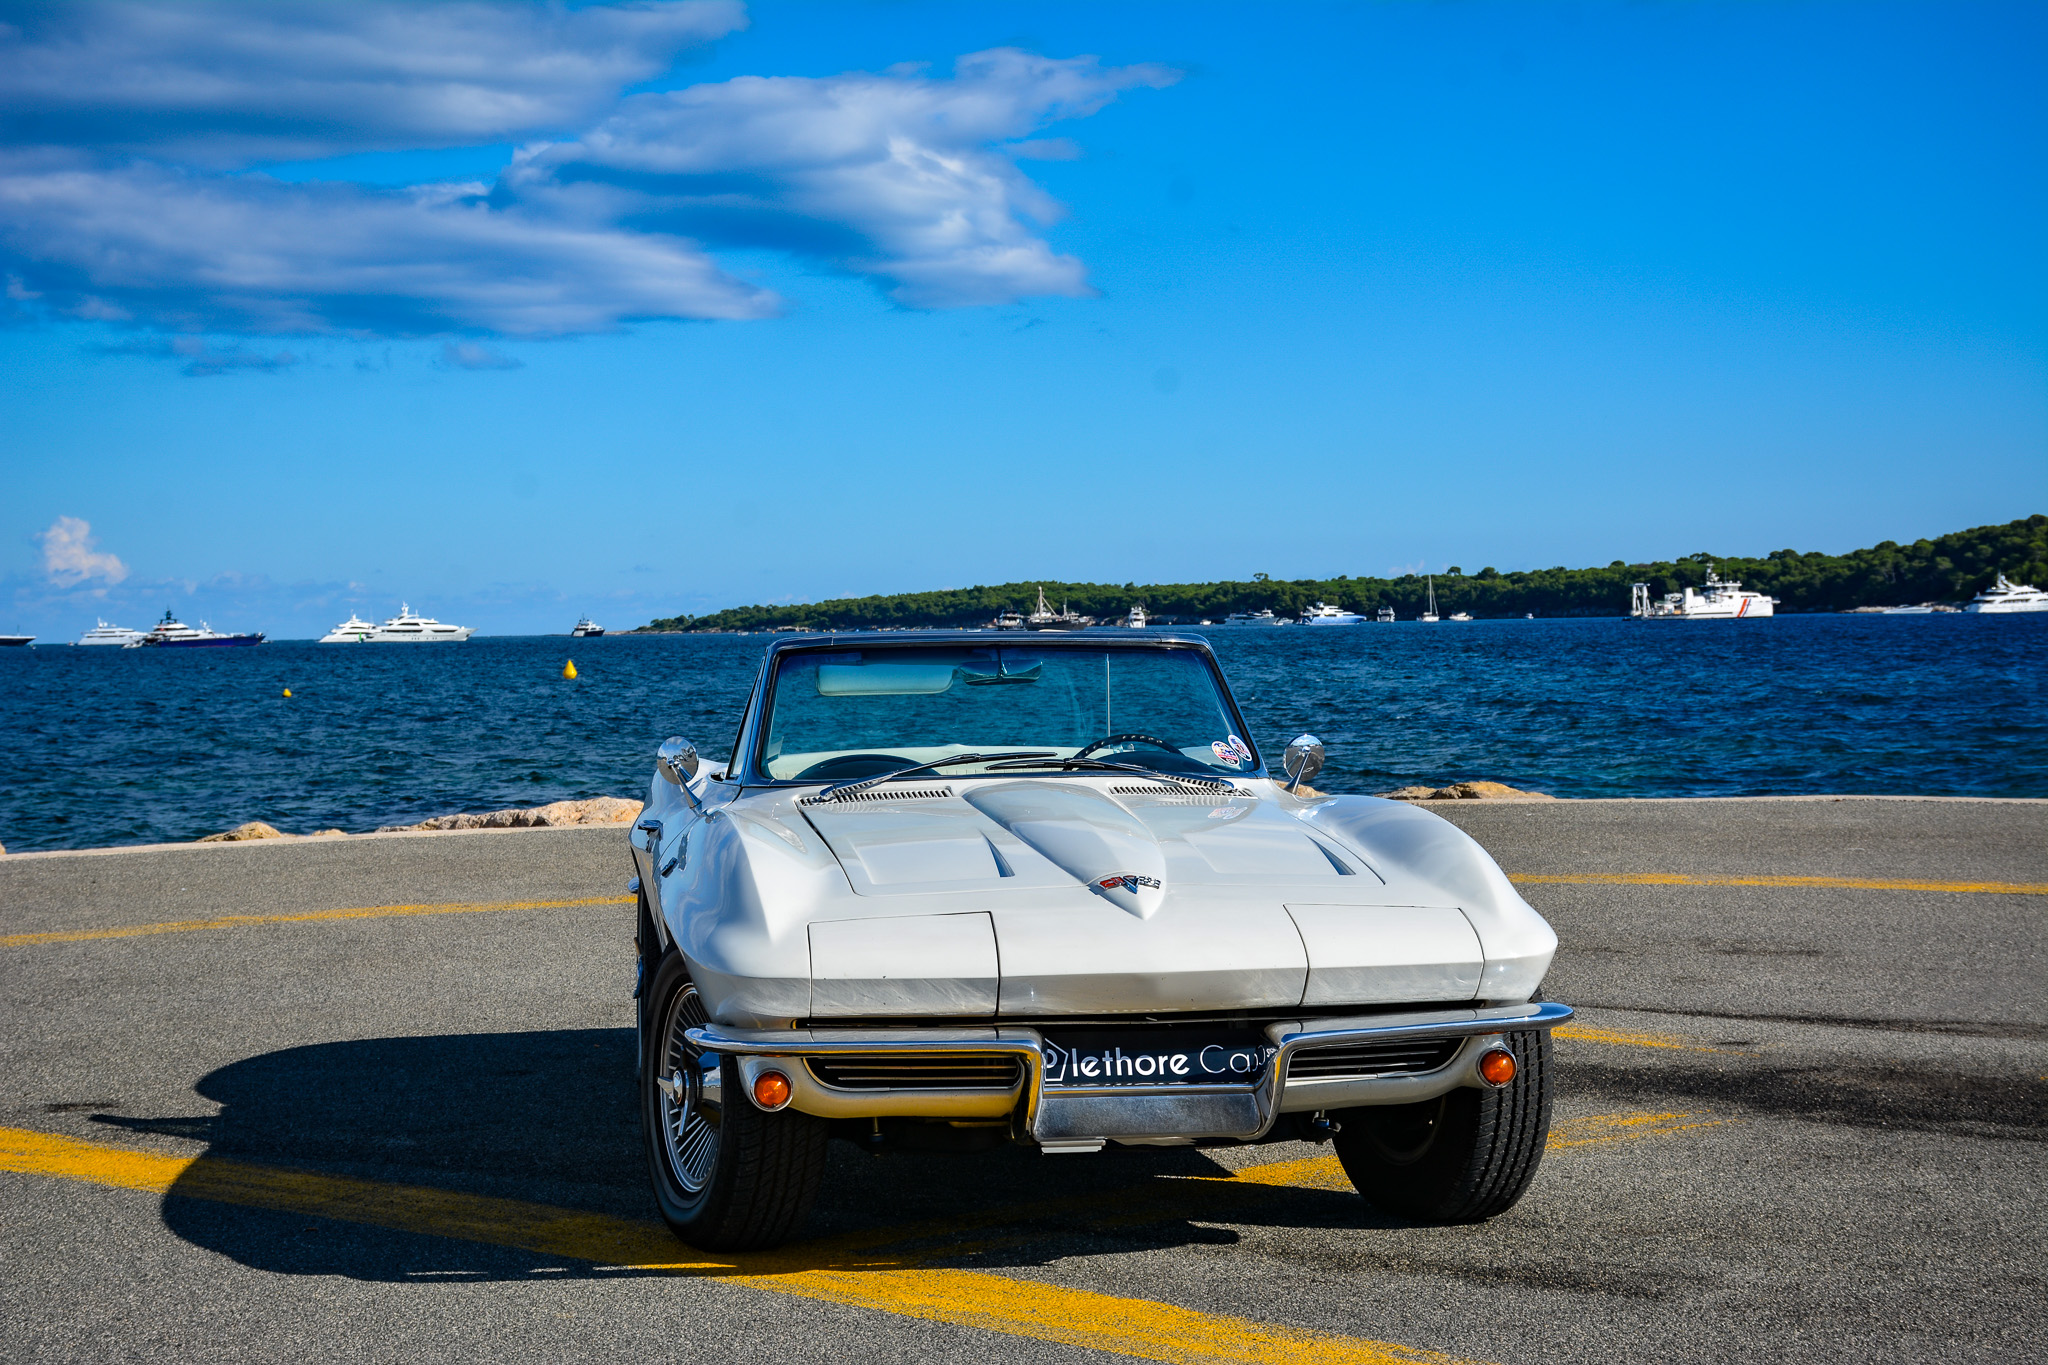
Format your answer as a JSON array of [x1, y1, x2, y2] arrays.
[[510, 48, 1180, 306], [439, 340, 522, 370], [36, 516, 129, 588], [0, 156, 776, 334], [0, 5, 1176, 340], [0, 0, 748, 163], [98, 335, 299, 376]]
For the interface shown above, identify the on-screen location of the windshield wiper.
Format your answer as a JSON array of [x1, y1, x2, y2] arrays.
[[807, 751, 1057, 804], [982, 757, 1237, 793]]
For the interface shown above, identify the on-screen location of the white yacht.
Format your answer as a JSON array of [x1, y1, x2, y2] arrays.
[[1630, 568, 1777, 619], [1026, 586, 1089, 630], [1448, 611, 1474, 622], [1302, 602, 1366, 625], [77, 620, 145, 647], [1419, 576, 1440, 623], [1964, 574, 2048, 613], [1223, 609, 1281, 627], [572, 616, 606, 638], [366, 604, 475, 642], [319, 613, 378, 644], [1375, 606, 1396, 623], [1122, 603, 1150, 629]]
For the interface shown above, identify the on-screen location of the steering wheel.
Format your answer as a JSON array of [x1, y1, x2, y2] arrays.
[[1072, 733, 1179, 762], [792, 753, 913, 780]]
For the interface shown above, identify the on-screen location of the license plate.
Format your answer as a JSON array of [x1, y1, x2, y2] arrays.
[[1040, 1030, 1278, 1089]]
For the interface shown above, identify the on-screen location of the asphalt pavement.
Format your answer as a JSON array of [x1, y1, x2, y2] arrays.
[[3, 799, 2043, 1364]]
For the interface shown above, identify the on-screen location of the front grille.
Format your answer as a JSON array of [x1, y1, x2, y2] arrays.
[[800, 785, 953, 805], [1286, 1038, 1460, 1081], [807, 1052, 1023, 1091]]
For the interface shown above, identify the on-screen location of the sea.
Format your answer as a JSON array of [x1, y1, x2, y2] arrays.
[[2, 614, 2042, 854]]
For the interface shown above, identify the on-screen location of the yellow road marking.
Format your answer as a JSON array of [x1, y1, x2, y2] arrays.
[[1546, 1111, 1725, 1150], [0, 896, 633, 948], [15, 866, 2030, 950], [1554, 1023, 1729, 1053], [1511, 872, 2047, 895], [1187, 1108, 1729, 1192], [0, 1125, 1483, 1365]]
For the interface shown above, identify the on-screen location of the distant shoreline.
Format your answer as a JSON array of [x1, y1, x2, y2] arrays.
[[632, 515, 2044, 634]]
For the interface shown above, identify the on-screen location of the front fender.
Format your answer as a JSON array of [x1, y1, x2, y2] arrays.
[[666, 802, 839, 1027], [1294, 795, 1556, 1002]]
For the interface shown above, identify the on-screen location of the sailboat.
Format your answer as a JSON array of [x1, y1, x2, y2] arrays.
[[1419, 576, 1440, 623]]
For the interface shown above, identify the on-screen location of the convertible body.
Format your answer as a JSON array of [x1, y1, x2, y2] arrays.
[[629, 633, 1567, 1165]]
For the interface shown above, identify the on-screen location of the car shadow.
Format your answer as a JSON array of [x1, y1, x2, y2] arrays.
[[91, 1028, 1395, 1283]]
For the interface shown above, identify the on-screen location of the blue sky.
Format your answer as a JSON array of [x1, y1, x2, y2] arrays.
[[3, 0, 2043, 638]]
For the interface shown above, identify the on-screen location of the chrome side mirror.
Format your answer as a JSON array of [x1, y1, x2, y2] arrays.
[[1282, 734, 1325, 794], [657, 736, 700, 787]]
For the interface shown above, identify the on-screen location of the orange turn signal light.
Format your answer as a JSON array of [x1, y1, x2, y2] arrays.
[[752, 1070, 793, 1110], [1478, 1048, 1517, 1087]]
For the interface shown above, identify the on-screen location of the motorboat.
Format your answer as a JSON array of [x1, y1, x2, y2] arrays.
[[132, 609, 265, 647], [1964, 573, 2048, 613], [1630, 568, 1776, 619], [1375, 607, 1396, 623], [0, 632, 32, 647], [319, 613, 378, 644], [1419, 577, 1440, 623], [572, 616, 607, 638], [364, 604, 475, 642], [1301, 602, 1365, 625], [1448, 611, 1474, 622], [1223, 609, 1281, 627], [990, 608, 1026, 630], [1121, 603, 1150, 629], [77, 620, 145, 646]]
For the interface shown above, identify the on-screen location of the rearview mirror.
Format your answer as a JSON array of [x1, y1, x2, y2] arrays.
[[1283, 734, 1325, 793], [657, 736, 700, 786]]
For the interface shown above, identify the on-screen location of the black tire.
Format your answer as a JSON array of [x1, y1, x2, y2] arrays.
[[640, 951, 828, 1251], [1331, 1029, 1552, 1223]]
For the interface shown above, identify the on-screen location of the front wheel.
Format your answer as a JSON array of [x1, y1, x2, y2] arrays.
[[1331, 1029, 1552, 1222], [640, 952, 828, 1250]]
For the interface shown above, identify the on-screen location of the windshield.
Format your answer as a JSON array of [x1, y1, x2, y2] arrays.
[[756, 645, 1257, 783]]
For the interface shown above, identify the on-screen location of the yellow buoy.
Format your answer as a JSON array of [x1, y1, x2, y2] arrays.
[[562, 659, 578, 680], [282, 688, 292, 697]]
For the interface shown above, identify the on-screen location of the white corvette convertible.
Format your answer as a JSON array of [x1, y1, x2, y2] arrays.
[[628, 632, 1569, 1249]]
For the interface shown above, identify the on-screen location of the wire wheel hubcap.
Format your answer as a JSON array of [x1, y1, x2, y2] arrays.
[[658, 982, 721, 1193]]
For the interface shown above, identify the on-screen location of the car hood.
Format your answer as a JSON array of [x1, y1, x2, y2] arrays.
[[800, 780, 1363, 909]]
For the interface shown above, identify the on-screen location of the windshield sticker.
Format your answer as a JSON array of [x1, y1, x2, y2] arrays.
[[1227, 734, 1252, 763], [1212, 738, 1251, 767]]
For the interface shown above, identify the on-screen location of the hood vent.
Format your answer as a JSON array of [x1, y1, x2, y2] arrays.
[[800, 785, 954, 806], [1109, 784, 1236, 802]]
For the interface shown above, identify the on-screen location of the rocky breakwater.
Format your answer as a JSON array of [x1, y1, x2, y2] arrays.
[[1378, 781, 1555, 802], [184, 797, 645, 844], [376, 796, 644, 833]]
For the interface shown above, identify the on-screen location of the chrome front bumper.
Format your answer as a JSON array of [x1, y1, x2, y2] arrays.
[[688, 1001, 1573, 1148]]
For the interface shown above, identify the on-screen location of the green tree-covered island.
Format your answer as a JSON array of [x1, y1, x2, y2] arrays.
[[638, 515, 2046, 632]]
